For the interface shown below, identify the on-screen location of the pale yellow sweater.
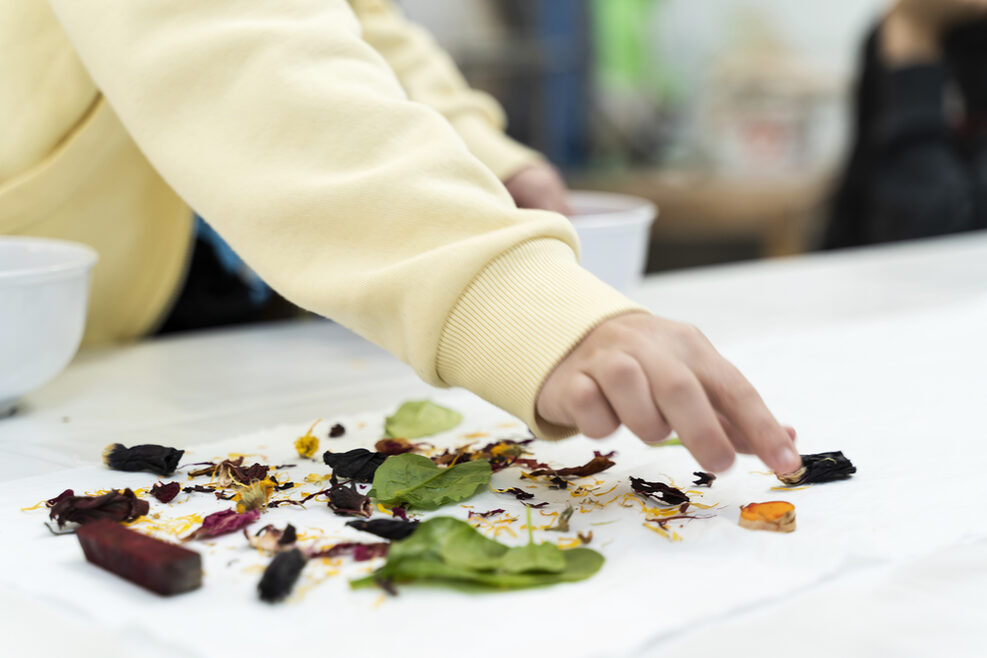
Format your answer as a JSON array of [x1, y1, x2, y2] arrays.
[[1, 0, 640, 436]]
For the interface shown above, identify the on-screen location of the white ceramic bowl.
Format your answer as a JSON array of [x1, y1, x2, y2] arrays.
[[568, 191, 657, 293], [0, 237, 98, 417]]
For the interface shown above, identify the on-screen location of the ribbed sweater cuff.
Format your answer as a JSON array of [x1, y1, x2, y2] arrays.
[[436, 238, 647, 439], [452, 115, 544, 182]]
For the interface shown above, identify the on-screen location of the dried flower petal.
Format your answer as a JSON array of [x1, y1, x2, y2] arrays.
[[692, 472, 716, 487], [545, 505, 574, 532], [327, 476, 373, 518], [310, 542, 389, 561], [467, 509, 505, 519], [186, 509, 261, 540], [102, 443, 184, 476], [346, 519, 419, 540], [48, 489, 149, 528], [739, 501, 796, 533], [245, 523, 298, 553], [150, 481, 181, 504], [777, 452, 856, 486], [528, 451, 616, 479], [629, 477, 690, 506], [323, 448, 388, 482], [328, 423, 346, 438], [233, 478, 276, 513], [295, 419, 321, 459], [258, 548, 307, 603], [494, 487, 534, 501], [374, 438, 416, 455]]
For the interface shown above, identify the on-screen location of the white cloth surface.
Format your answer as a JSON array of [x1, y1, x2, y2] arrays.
[[2, 293, 987, 657]]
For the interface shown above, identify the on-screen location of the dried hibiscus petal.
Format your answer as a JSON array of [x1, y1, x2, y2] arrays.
[[245, 523, 298, 553], [186, 509, 261, 540], [528, 451, 616, 479], [629, 476, 690, 506], [258, 548, 307, 603], [346, 519, 419, 540], [328, 423, 346, 438], [374, 438, 416, 455], [150, 481, 181, 504], [467, 509, 505, 520], [494, 487, 534, 501], [777, 451, 856, 486], [48, 489, 149, 528], [326, 476, 372, 518], [310, 542, 389, 561], [692, 472, 716, 487], [102, 443, 184, 476], [323, 448, 388, 482]]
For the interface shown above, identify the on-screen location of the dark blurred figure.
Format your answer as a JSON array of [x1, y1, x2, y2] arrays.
[[826, 1, 987, 249]]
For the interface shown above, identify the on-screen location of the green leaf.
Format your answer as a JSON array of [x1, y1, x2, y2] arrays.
[[350, 517, 604, 592], [384, 400, 462, 439], [371, 454, 491, 510]]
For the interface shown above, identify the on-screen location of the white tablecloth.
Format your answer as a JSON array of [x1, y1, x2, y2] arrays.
[[2, 232, 986, 657]]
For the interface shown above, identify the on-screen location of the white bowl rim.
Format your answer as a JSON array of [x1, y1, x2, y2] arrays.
[[567, 190, 658, 229], [0, 236, 99, 285]]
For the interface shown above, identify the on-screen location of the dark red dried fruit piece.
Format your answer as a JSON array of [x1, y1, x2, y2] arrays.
[[77, 519, 201, 595]]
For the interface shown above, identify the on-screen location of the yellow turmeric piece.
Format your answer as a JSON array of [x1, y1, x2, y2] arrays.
[[738, 501, 796, 533]]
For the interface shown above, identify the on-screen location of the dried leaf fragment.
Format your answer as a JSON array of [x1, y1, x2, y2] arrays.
[[738, 501, 796, 533], [545, 505, 574, 533]]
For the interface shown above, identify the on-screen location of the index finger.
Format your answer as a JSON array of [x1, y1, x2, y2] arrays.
[[698, 358, 801, 474]]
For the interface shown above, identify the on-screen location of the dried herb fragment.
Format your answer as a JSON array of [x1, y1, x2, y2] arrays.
[[467, 509, 505, 520], [77, 519, 202, 595], [370, 453, 491, 510], [294, 419, 321, 459], [258, 548, 307, 603], [186, 509, 260, 540], [245, 524, 298, 553], [692, 472, 716, 487], [310, 542, 389, 561], [150, 481, 181, 504], [384, 400, 462, 439], [346, 518, 419, 541], [48, 488, 149, 528], [528, 451, 616, 479], [351, 516, 604, 592], [327, 475, 373, 518], [102, 443, 184, 476], [577, 531, 593, 545], [629, 477, 690, 506], [738, 501, 796, 533], [545, 505, 574, 533], [328, 423, 346, 438], [777, 451, 856, 486], [494, 487, 534, 501], [323, 448, 388, 483]]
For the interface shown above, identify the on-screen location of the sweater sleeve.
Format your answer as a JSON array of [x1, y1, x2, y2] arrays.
[[48, 0, 641, 437], [347, 0, 542, 181]]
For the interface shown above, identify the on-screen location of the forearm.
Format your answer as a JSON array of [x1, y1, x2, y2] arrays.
[[347, 0, 542, 180], [49, 0, 639, 434]]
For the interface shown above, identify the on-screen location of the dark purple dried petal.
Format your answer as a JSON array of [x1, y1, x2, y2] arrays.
[[629, 476, 690, 506], [322, 449, 387, 482], [328, 423, 346, 438], [48, 489, 149, 528], [102, 443, 184, 476], [310, 542, 388, 561], [467, 509, 506, 519], [258, 549, 307, 602], [346, 518, 419, 540], [150, 481, 181, 503], [528, 451, 616, 479], [186, 509, 261, 540], [692, 472, 716, 487]]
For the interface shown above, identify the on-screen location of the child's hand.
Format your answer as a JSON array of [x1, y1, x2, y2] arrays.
[[536, 312, 801, 474], [503, 162, 573, 215]]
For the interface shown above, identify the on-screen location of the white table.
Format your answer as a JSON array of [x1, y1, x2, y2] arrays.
[[3, 232, 986, 657]]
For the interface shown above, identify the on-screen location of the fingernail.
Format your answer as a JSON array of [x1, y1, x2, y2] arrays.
[[776, 446, 802, 473]]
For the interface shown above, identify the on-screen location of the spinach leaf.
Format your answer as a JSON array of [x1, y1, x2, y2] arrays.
[[370, 454, 491, 510], [384, 400, 462, 439], [350, 516, 603, 592]]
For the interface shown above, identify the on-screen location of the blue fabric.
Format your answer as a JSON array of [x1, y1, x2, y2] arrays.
[[195, 216, 273, 305]]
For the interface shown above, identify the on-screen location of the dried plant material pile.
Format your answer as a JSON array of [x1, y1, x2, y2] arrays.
[[738, 501, 796, 533], [777, 451, 856, 486]]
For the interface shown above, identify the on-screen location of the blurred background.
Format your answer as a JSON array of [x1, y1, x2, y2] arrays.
[[400, 0, 886, 271]]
